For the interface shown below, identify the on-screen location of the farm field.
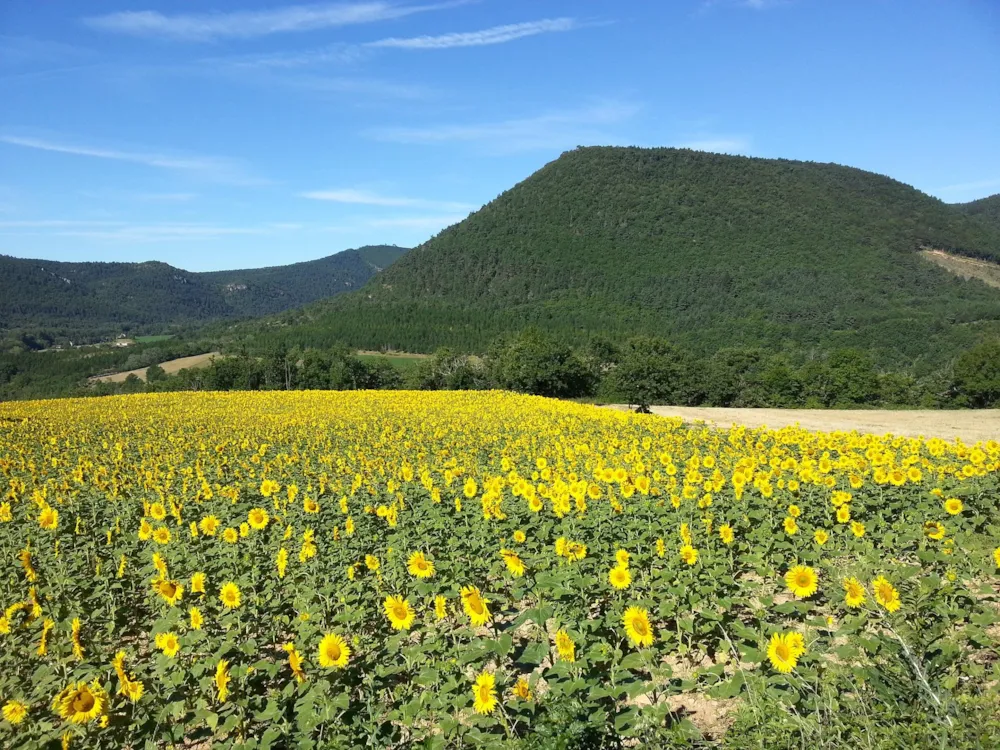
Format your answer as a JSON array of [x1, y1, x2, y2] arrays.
[[90, 352, 220, 383], [1, 391, 999, 748], [605, 405, 1000, 444]]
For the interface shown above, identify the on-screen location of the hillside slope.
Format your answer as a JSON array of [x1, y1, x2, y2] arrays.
[[955, 193, 1000, 232], [248, 147, 1000, 368], [0, 245, 407, 343]]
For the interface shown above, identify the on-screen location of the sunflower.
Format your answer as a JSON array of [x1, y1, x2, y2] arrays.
[[460, 585, 490, 626], [407, 551, 435, 579], [783, 517, 798, 536], [189, 607, 203, 630], [199, 516, 220, 536], [434, 595, 447, 620], [219, 582, 241, 609], [836, 505, 851, 523], [512, 677, 532, 701], [767, 632, 801, 673], [850, 521, 866, 538], [680, 544, 698, 566], [215, 659, 230, 702], [501, 549, 526, 577], [52, 680, 105, 724], [872, 576, 901, 613], [944, 498, 963, 516], [152, 527, 171, 545], [814, 529, 829, 545], [719, 524, 735, 545], [191, 572, 206, 594], [994, 547, 1000, 568], [384, 596, 415, 630], [39, 506, 58, 530], [260, 479, 280, 498], [239, 523, 250, 538], [222, 528, 239, 544], [365, 555, 380, 572], [155, 631, 180, 657], [513, 530, 526, 544], [555, 629, 576, 662], [843, 577, 866, 608], [317, 633, 351, 668], [923, 521, 946, 541], [608, 564, 632, 590], [247, 508, 269, 530], [2, 699, 27, 725], [615, 549, 631, 567], [472, 671, 497, 715], [303, 498, 319, 514], [276, 548, 289, 579], [155, 579, 184, 606], [656, 538, 666, 558], [785, 565, 818, 599], [788, 504, 801, 518], [623, 606, 654, 647]]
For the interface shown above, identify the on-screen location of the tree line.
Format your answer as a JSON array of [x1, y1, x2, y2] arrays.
[[97, 331, 1000, 409]]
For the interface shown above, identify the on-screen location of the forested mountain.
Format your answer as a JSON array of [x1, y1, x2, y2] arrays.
[[956, 193, 1000, 232], [0, 245, 407, 344], [240, 147, 1000, 370]]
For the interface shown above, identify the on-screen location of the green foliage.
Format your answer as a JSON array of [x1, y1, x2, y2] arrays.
[[238, 147, 1000, 368], [0, 246, 408, 344], [951, 340, 1000, 407], [955, 193, 1000, 232], [487, 329, 596, 398]]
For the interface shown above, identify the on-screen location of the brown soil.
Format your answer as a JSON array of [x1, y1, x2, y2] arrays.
[[604, 405, 999, 443], [920, 248, 1000, 289]]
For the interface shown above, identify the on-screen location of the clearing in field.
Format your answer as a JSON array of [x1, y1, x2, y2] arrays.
[[0, 392, 998, 748], [920, 247, 1000, 289], [91, 351, 220, 383]]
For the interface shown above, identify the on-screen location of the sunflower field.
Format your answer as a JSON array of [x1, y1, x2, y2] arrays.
[[1, 391, 999, 748]]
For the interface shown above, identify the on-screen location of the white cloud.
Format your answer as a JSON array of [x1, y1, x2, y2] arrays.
[[84, 1, 459, 41], [53, 224, 275, 242], [0, 135, 263, 185], [367, 215, 466, 229], [301, 188, 474, 211], [367, 101, 639, 152], [367, 18, 578, 50]]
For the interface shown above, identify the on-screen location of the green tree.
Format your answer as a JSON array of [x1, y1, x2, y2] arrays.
[[952, 340, 1000, 407]]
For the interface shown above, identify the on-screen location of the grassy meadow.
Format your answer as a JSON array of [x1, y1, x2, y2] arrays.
[[0, 391, 998, 748]]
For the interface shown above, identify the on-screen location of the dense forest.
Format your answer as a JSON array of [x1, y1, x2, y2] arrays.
[[956, 193, 1000, 231], [0, 245, 407, 345], [229, 147, 1000, 371]]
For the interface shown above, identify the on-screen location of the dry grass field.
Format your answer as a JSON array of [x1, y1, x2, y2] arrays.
[[606, 404, 999, 443], [91, 351, 220, 383]]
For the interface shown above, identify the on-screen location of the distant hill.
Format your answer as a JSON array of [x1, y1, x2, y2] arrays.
[[243, 147, 1000, 369], [955, 193, 1000, 232], [0, 245, 408, 344]]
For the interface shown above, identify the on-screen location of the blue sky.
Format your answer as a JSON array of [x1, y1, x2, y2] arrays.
[[1, 0, 998, 271]]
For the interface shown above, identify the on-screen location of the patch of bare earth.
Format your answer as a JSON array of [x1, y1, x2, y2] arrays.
[[920, 248, 1000, 290], [603, 405, 1000, 443], [91, 352, 221, 383]]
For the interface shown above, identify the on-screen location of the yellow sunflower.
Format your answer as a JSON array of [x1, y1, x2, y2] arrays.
[[199, 516, 219, 536], [512, 678, 532, 701], [513, 530, 527, 544], [434, 595, 447, 620], [814, 529, 829, 545], [189, 607, 203, 630], [222, 528, 239, 544], [944, 498, 963, 516], [608, 564, 632, 590], [191, 572, 206, 594], [923, 521, 946, 541], [555, 629, 576, 662], [843, 577, 866, 608], [52, 680, 105, 724], [154, 631, 180, 658], [501, 549, 526, 577], [219, 582, 241, 609], [872, 576, 901, 613], [154, 579, 183, 606], [719, 524, 735, 545], [2, 699, 28, 725], [317, 633, 351, 668], [384, 596, 415, 630], [247, 508, 269, 530], [622, 606, 654, 647], [472, 671, 497, 715], [460, 585, 490, 626], [785, 565, 818, 599], [680, 544, 698, 566], [39, 506, 59, 530], [767, 632, 801, 673], [152, 527, 171, 545], [215, 659, 230, 702], [407, 551, 435, 579]]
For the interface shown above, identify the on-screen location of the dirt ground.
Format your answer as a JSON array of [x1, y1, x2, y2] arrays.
[[92, 352, 220, 383], [604, 405, 999, 443]]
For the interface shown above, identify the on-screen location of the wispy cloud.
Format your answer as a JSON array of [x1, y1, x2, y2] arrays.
[[0, 135, 263, 185], [367, 215, 466, 229], [368, 101, 639, 153], [0, 220, 288, 242], [937, 178, 1000, 194], [84, 1, 459, 42], [301, 188, 474, 211], [367, 18, 579, 49]]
